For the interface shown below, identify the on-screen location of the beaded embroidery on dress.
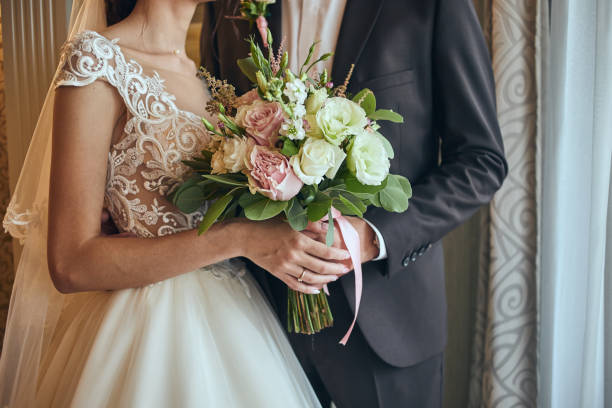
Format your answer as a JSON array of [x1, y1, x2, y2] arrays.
[[55, 30, 209, 238]]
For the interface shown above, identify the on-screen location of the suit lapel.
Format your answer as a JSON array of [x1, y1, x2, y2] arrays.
[[332, 0, 385, 79]]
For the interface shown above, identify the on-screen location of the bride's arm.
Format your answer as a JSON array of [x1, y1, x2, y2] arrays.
[[48, 83, 349, 294]]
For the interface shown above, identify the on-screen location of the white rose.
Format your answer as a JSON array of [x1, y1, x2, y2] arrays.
[[347, 130, 390, 185], [222, 137, 252, 173], [290, 138, 347, 185], [316, 97, 368, 146]]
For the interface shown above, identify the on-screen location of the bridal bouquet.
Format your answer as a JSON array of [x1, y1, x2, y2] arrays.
[[173, 33, 411, 342]]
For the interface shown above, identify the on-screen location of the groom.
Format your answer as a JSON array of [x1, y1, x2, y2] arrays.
[[201, 0, 507, 406]]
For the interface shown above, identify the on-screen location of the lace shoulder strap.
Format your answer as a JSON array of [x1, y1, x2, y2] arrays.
[[54, 30, 179, 124], [54, 31, 123, 89]]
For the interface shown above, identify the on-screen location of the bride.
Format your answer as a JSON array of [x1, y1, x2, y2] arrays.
[[0, 0, 350, 406]]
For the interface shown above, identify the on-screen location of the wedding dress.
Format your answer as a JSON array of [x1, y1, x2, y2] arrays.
[[3, 29, 321, 408]]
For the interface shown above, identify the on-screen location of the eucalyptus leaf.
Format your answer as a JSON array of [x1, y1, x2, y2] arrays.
[[344, 172, 388, 194], [333, 195, 363, 217], [379, 175, 410, 213], [198, 194, 234, 235], [244, 196, 288, 220], [182, 159, 211, 171], [352, 88, 376, 115], [238, 191, 261, 208], [306, 193, 332, 222], [369, 109, 404, 123], [173, 185, 205, 213], [285, 199, 308, 231], [396, 175, 413, 198]]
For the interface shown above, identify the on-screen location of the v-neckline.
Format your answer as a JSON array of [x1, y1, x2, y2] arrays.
[[88, 30, 208, 125]]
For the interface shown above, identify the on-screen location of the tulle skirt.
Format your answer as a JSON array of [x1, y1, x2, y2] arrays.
[[34, 260, 321, 408]]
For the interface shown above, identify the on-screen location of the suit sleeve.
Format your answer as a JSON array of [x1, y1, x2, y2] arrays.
[[366, 0, 508, 279]]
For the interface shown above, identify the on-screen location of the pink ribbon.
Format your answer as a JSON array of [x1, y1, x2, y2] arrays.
[[320, 208, 363, 346], [256, 16, 269, 48]]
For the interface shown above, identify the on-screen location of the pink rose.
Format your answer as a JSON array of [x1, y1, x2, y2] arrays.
[[236, 100, 285, 146], [235, 89, 261, 107], [247, 145, 303, 201]]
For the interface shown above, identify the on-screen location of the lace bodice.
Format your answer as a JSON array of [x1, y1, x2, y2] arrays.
[[55, 31, 212, 237]]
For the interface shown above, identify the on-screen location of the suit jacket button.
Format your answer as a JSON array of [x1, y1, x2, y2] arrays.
[[410, 254, 418, 262], [402, 256, 410, 267]]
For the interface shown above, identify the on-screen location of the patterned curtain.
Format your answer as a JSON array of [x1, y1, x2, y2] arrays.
[[468, 0, 546, 406], [0, 6, 14, 347]]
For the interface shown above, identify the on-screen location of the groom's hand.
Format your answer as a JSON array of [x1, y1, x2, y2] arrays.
[[305, 218, 380, 268]]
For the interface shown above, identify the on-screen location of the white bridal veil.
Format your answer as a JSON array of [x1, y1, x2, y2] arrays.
[[0, 0, 107, 405]]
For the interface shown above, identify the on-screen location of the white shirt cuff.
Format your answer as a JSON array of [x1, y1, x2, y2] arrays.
[[363, 218, 388, 261]]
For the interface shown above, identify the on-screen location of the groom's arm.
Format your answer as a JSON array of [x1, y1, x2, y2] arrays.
[[366, 0, 507, 279]]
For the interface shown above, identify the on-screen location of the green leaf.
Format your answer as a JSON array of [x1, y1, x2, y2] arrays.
[[173, 185, 205, 213], [368, 109, 404, 123], [343, 171, 388, 194], [244, 196, 288, 220], [281, 139, 300, 156], [285, 199, 308, 231], [238, 191, 261, 208], [306, 193, 332, 222], [378, 175, 410, 213], [219, 199, 240, 221], [352, 88, 376, 115], [182, 159, 211, 171], [198, 194, 234, 235], [396, 175, 413, 198], [326, 208, 334, 247], [333, 194, 365, 217], [201, 174, 248, 187], [237, 57, 259, 84]]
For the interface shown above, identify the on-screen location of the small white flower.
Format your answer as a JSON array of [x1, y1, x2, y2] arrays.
[[284, 78, 308, 104], [293, 103, 306, 118], [280, 116, 306, 141]]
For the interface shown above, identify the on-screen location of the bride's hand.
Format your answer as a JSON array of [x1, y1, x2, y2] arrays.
[[236, 219, 351, 294]]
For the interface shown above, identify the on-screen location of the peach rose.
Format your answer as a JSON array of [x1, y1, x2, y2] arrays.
[[235, 89, 260, 107], [236, 100, 285, 146], [247, 145, 303, 201]]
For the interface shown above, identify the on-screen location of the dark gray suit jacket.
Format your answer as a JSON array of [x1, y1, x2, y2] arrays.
[[200, 0, 507, 367]]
